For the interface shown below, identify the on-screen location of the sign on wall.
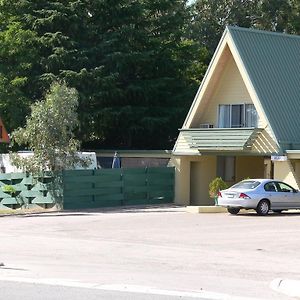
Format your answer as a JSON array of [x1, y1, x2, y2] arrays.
[[271, 155, 287, 162]]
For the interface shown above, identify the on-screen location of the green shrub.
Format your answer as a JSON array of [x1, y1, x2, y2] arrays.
[[2, 185, 17, 195], [208, 177, 228, 198]]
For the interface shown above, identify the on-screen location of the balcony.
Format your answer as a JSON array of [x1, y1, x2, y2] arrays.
[[178, 127, 264, 152]]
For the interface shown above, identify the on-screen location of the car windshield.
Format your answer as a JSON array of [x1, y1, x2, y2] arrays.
[[231, 180, 260, 189]]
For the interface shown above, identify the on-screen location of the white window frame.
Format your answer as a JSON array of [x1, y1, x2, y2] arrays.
[[218, 103, 257, 128]]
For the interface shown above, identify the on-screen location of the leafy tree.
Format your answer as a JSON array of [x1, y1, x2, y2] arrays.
[[82, 0, 207, 148], [0, 0, 205, 150], [254, 0, 300, 35], [10, 82, 87, 173], [189, 0, 300, 57], [190, 0, 259, 55], [0, 21, 38, 132]]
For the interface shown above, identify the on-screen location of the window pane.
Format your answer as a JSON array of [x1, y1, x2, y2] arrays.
[[231, 180, 260, 189], [218, 105, 230, 128], [245, 104, 258, 127], [231, 105, 244, 128], [264, 182, 277, 192], [277, 182, 294, 192]]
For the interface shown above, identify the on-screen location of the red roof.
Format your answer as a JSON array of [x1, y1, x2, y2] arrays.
[[0, 118, 10, 143]]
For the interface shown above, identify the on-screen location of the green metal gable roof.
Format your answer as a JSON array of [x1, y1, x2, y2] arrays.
[[228, 26, 300, 151]]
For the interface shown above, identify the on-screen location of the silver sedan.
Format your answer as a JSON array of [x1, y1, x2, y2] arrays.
[[217, 179, 300, 215]]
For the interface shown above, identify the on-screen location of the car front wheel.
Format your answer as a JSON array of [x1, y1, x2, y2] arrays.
[[227, 207, 240, 215], [256, 200, 270, 216]]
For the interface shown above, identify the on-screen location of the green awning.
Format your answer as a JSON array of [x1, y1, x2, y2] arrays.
[[179, 128, 263, 152]]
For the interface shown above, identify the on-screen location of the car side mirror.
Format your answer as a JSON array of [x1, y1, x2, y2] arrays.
[[293, 189, 299, 193]]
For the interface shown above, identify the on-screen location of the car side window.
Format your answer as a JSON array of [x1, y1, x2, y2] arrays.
[[276, 182, 294, 193], [264, 182, 277, 192]]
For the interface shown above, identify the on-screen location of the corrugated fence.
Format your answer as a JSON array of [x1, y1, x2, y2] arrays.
[[63, 167, 175, 209]]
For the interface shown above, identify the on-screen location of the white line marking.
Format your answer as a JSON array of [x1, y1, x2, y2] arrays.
[[0, 276, 260, 300]]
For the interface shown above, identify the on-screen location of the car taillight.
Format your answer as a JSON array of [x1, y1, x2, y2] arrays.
[[218, 191, 222, 197], [239, 193, 251, 199]]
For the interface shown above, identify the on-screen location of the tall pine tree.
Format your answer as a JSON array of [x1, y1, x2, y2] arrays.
[[0, 0, 205, 149]]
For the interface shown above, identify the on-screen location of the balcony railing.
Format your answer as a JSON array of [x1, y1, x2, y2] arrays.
[[179, 127, 263, 151]]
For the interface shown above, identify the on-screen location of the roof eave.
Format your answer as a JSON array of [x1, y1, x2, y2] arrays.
[[182, 27, 231, 129]]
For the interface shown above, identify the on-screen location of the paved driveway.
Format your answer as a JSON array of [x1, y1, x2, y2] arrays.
[[0, 206, 298, 299]]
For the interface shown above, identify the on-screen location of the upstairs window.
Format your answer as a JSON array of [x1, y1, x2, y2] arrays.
[[218, 104, 258, 128]]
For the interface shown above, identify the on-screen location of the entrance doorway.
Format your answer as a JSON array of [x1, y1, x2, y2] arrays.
[[190, 160, 213, 206]]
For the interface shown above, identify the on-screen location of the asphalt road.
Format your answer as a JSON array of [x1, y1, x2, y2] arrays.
[[0, 280, 212, 300], [0, 206, 298, 299]]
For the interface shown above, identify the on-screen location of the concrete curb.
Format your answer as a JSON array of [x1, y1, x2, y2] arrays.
[[186, 206, 228, 213], [270, 278, 300, 298]]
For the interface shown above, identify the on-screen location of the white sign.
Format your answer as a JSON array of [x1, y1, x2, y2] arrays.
[[271, 155, 287, 162]]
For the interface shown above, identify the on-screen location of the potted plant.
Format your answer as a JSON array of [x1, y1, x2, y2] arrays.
[[209, 177, 228, 205]]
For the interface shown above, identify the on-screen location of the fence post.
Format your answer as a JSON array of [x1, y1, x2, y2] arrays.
[[120, 169, 124, 206]]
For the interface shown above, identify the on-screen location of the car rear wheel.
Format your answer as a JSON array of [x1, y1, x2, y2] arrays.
[[256, 200, 270, 216], [227, 207, 240, 215]]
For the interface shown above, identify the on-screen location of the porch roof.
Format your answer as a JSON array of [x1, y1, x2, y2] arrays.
[[286, 150, 300, 160], [179, 128, 263, 152]]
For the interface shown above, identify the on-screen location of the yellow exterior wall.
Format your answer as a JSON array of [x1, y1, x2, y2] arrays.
[[235, 156, 264, 182], [173, 44, 279, 155], [190, 156, 217, 206], [274, 160, 299, 190], [193, 54, 266, 128], [293, 161, 300, 188], [170, 155, 217, 206], [170, 156, 191, 205]]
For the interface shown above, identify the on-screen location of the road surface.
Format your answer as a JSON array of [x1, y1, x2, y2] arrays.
[[0, 206, 297, 299]]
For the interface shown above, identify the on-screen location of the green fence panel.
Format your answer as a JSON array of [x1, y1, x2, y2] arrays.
[[1, 197, 18, 205], [64, 182, 94, 191], [147, 167, 174, 174], [94, 194, 123, 202], [123, 198, 149, 206], [64, 170, 94, 176], [0, 168, 174, 210], [122, 168, 147, 174], [148, 189, 174, 198], [62, 167, 174, 210], [64, 188, 95, 197], [63, 175, 96, 184], [94, 181, 123, 189], [0, 172, 61, 209], [31, 182, 48, 191], [0, 173, 11, 181], [94, 169, 122, 175], [147, 177, 174, 186]]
